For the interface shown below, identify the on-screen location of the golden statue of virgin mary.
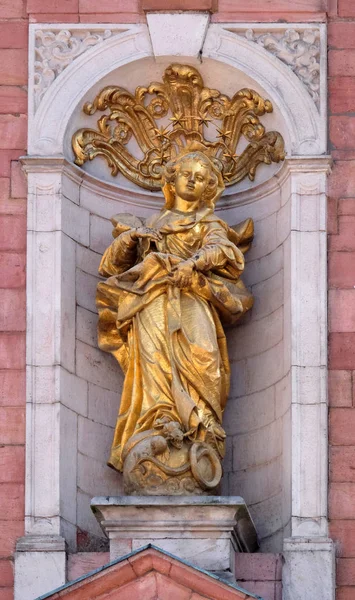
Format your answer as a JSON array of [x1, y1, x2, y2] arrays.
[[72, 64, 285, 494]]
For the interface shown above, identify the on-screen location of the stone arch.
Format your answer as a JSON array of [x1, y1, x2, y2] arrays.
[[30, 23, 325, 158]]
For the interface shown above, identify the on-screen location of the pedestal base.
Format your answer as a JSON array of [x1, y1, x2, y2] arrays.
[[14, 535, 66, 600], [91, 496, 258, 573], [283, 537, 336, 600]]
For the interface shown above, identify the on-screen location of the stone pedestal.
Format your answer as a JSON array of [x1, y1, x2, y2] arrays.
[[14, 535, 66, 600], [91, 496, 258, 573]]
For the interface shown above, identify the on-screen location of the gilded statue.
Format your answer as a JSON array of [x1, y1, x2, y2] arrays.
[[72, 64, 285, 495]]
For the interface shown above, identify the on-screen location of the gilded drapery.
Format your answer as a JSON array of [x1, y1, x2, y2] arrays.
[[97, 208, 253, 471]]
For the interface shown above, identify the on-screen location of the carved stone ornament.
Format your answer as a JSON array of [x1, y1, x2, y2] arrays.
[[72, 63, 285, 190], [34, 29, 114, 109], [245, 28, 320, 108]]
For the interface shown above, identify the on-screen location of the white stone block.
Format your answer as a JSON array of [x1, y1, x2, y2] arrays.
[[290, 230, 327, 367], [61, 233, 76, 373], [246, 212, 278, 261], [60, 518, 77, 553], [291, 172, 327, 232], [223, 435, 233, 473], [77, 489, 106, 540], [76, 306, 98, 348], [60, 405, 77, 525], [146, 13, 209, 58], [292, 365, 327, 405], [78, 452, 123, 497], [243, 245, 283, 287], [76, 340, 124, 391], [25, 403, 61, 531], [291, 192, 327, 233], [88, 383, 120, 428], [283, 537, 335, 600], [27, 171, 61, 232], [233, 418, 282, 471], [78, 414, 114, 463], [291, 402, 328, 527], [27, 231, 60, 366], [283, 296, 292, 371], [27, 231, 75, 370], [59, 366, 88, 417], [251, 270, 283, 321], [275, 373, 291, 419], [223, 385, 275, 436], [80, 185, 152, 221], [62, 196, 90, 246], [227, 306, 283, 361], [260, 529, 284, 553], [250, 492, 283, 542], [26, 365, 57, 405], [62, 168, 81, 205], [228, 359, 247, 399], [15, 545, 66, 600], [245, 341, 285, 395], [76, 244, 101, 277], [276, 198, 290, 246], [90, 214, 113, 255], [110, 539, 132, 560], [229, 457, 281, 506], [76, 269, 99, 314], [27, 192, 61, 233], [283, 233, 291, 302], [220, 187, 281, 226]]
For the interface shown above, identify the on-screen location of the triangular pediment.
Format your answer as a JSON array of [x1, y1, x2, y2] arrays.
[[37, 545, 262, 600]]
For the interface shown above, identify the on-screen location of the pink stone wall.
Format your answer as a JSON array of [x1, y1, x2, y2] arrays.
[[0, 7, 27, 595], [0, 1, 352, 599], [328, 7, 355, 600]]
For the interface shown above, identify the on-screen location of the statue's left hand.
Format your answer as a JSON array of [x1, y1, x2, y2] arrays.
[[171, 259, 195, 289]]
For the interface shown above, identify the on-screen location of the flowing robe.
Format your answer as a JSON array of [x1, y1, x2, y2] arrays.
[[96, 207, 253, 471]]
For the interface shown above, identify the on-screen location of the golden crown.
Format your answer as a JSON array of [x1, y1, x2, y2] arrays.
[[72, 63, 285, 191]]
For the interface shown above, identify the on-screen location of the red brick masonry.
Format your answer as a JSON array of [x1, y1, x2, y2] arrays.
[[0, 1, 353, 599]]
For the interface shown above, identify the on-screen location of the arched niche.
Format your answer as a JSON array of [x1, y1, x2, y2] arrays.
[[22, 20, 332, 600]]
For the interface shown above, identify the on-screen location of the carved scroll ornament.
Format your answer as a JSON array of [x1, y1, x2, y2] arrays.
[[245, 28, 320, 108], [72, 63, 285, 191]]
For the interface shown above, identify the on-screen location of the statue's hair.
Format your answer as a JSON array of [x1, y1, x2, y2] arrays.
[[162, 150, 224, 209]]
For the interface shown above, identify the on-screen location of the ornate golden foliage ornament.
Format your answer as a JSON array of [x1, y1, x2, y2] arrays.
[[72, 63, 285, 190]]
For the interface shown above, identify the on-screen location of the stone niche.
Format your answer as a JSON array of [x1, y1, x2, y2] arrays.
[[21, 19, 333, 600], [61, 55, 291, 552]]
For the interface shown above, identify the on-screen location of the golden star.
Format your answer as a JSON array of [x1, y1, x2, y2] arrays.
[[169, 113, 186, 128], [153, 125, 171, 142], [223, 150, 239, 163], [192, 115, 213, 128], [216, 126, 232, 143]]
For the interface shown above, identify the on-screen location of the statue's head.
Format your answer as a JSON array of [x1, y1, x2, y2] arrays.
[[162, 145, 225, 210]]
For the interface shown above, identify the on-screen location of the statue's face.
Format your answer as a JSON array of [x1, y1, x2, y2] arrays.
[[174, 158, 210, 202]]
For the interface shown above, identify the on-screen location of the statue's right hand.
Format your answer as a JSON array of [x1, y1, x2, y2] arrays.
[[130, 227, 163, 243]]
